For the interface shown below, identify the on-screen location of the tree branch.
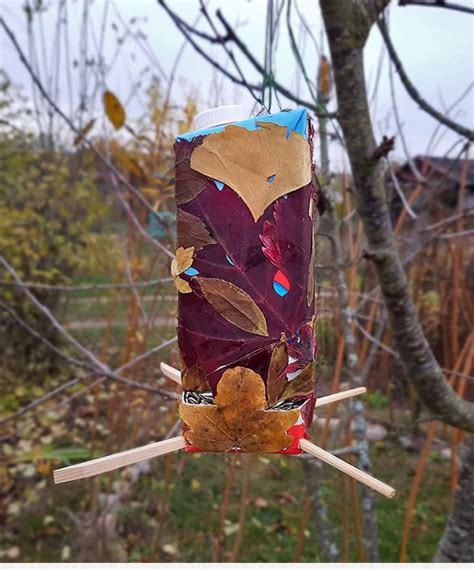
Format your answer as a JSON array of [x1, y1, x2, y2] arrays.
[[377, 15, 474, 141], [320, 0, 474, 432], [399, 0, 474, 15]]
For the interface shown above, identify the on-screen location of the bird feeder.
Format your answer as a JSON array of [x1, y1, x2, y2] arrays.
[[54, 107, 395, 500]]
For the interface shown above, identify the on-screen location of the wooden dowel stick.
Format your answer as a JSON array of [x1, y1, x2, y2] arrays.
[[315, 387, 366, 408], [53, 436, 186, 484], [299, 438, 395, 499], [160, 362, 182, 385]]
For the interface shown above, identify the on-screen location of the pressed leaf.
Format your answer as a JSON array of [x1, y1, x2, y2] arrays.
[[103, 90, 125, 129], [180, 355, 209, 391], [177, 208, 216, 251], [73, 118, 95, 146], [307, 228, 316, 307], [191, 122, 311, 222], [196, 277, 268, 337], [171, 246, 194, 294], [179, 366, 299, 452], [266, 342, 289, 406], [280, 362, 315, 400], [174, 246, 194, 274], [175, 140, 209, 205]]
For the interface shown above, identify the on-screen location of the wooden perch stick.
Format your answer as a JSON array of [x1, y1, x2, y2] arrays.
[[314, 387, 366, 407], [160, 362, 182, 385], [53, 436, 186, 484], [299, 438, 395, 499], [159, 363, 367, 407]]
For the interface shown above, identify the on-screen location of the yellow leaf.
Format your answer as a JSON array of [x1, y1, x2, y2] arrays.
[[191, 122, 311, 222], [171, 246, 194, 294], [103, 90, 125, 129]]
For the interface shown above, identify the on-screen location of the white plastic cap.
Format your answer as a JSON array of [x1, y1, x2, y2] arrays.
[[193, 104, 254, 130]]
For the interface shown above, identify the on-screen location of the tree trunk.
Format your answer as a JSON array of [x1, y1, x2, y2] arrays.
[[434, 435, 474, 562], [319, 0, 474, 432]]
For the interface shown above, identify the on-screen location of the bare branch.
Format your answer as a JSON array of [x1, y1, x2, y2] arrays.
[[399, 0, 474, 15], [0, 15, 175, 260], [377, 15, 474, 141]]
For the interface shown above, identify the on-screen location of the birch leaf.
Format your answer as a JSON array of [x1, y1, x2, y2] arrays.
[[177, 209, 216, 251], [179, 366, 299, 452], [191, 121, 311, 222], [195, 277, 268, 337], [280, 362, 315, 400], [103, 90, 125, 129], [266, 342, 289, 406]]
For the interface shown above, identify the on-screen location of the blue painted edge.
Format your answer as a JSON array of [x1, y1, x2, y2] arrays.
[[177, 108, 308, 142]]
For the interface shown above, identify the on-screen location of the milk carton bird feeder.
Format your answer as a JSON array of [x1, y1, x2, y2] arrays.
[[54, 106, 395, 500]]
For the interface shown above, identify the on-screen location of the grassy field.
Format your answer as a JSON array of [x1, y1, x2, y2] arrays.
[[0, 243, 453, 563], [1, 402, 451, 562]]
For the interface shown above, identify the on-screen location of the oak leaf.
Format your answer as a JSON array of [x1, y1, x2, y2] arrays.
[[195, 277, 268, 336], [179, 367, 299, 452], [191, 122, 311, 222]]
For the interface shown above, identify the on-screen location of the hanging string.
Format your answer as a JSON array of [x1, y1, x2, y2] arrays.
[[262, 0, 285, 113]]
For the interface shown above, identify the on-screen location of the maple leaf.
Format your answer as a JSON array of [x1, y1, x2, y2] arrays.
[[190, 122, 311, 222], [171, 246, 194, 294], [179, 367, 299, 453]]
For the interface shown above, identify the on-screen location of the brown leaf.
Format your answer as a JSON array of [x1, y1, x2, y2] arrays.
[[175, 142, 209, 205], [171, 247, 194, 294], [179, 366, 299, 452], [103, 90, 125, 129], [266, 342, 289, 406], [195, 277, 268, 336], [177, 209, 216, 251], [180, 355, 209, 391], [73, 118, 95, 146], [280, 362, 315, 400], [191, 122, 311, 222]]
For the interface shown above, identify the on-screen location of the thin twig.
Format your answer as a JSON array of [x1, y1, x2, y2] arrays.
[[377, 15, 474, 141]]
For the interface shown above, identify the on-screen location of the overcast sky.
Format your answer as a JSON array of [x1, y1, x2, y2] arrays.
[[1, 0, 473, 168]]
